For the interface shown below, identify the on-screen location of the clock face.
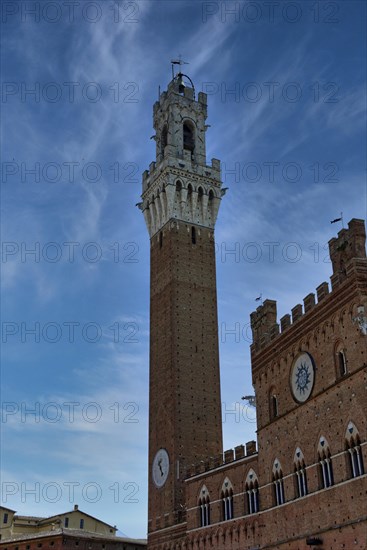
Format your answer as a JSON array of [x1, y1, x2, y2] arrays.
[[290, 353, 315, 403], [152, 449, 169, 488]]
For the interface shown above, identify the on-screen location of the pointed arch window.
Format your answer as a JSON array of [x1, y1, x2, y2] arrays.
[[294, 448, 308, 498], [221, 478, 234, 521], [245, 469, 259, 514], [198, 486, 210, 527], [272, 460, 285, 506], [318, 437, 334, 489], [346, 423, 364, 478]]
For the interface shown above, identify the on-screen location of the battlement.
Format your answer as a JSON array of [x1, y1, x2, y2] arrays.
[[185, 440, 257, 479], [251, 219, 367, 353]]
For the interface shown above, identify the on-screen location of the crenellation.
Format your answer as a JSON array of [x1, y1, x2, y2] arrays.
[[291, 303, 303, 323], [316, 281, 329, 302], [224, 449, 234, 463], [184, 443, 261, 479], [246, 441, 257, 455], [280, 314, 291, 332], [303, 292, 316, 313], [234, 445, 245, 460]]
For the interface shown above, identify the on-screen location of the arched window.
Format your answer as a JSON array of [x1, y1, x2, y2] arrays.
[[221, 478, 234, 521], [183, 121, 195, 152], [272, 460, 285, 506], [245, 469, 259, 514], [318, 437, 334, 489], [345, 422, 364, 478], [294, 448, 308, 498], [198, 486, 210, 527]]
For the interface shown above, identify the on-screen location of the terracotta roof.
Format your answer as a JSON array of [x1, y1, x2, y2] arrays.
[[40, 509, 116, 530], [0, 528, 146, 545]]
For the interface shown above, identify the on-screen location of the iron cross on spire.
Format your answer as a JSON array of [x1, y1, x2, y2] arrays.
[[171, 55, 189, 79]]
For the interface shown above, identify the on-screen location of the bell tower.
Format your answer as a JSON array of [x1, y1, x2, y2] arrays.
[[139, 70, 225, 544]]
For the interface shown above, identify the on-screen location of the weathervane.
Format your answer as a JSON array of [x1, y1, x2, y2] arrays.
[[171, 54, 189, 79]]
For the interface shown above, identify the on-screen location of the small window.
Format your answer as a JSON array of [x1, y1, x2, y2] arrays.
[[191, 226, 196, 245], [50, 543, 54, 547], [338, 351, 347, 376], [3, 513, 8, 524], [75, 542, 79, 546], [37, 544, 42, 548], [64, 517, 69, 528], [80, 519, 84, 529], [271, 394, 278, 418], [26, 546, 30, 549]]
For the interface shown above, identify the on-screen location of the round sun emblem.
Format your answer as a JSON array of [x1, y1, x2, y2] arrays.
[[291, 353, 315, 403]]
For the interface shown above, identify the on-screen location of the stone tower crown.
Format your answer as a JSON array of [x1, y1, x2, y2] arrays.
[[138, 74, 226, 237], [329, 218, 366, 289]]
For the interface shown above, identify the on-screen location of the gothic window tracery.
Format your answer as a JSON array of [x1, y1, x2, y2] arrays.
[[294, 448, 308, 498], [221, 478, 234, 521], [198, 486, 210, 527], [318, 437, 334, 488], [345, 422, 364, 478], [272, 460, 285, 506], [245, 469, 259, 514]]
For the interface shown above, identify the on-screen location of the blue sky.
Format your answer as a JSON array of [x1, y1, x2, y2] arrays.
[[1, 0, 366, 539]]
